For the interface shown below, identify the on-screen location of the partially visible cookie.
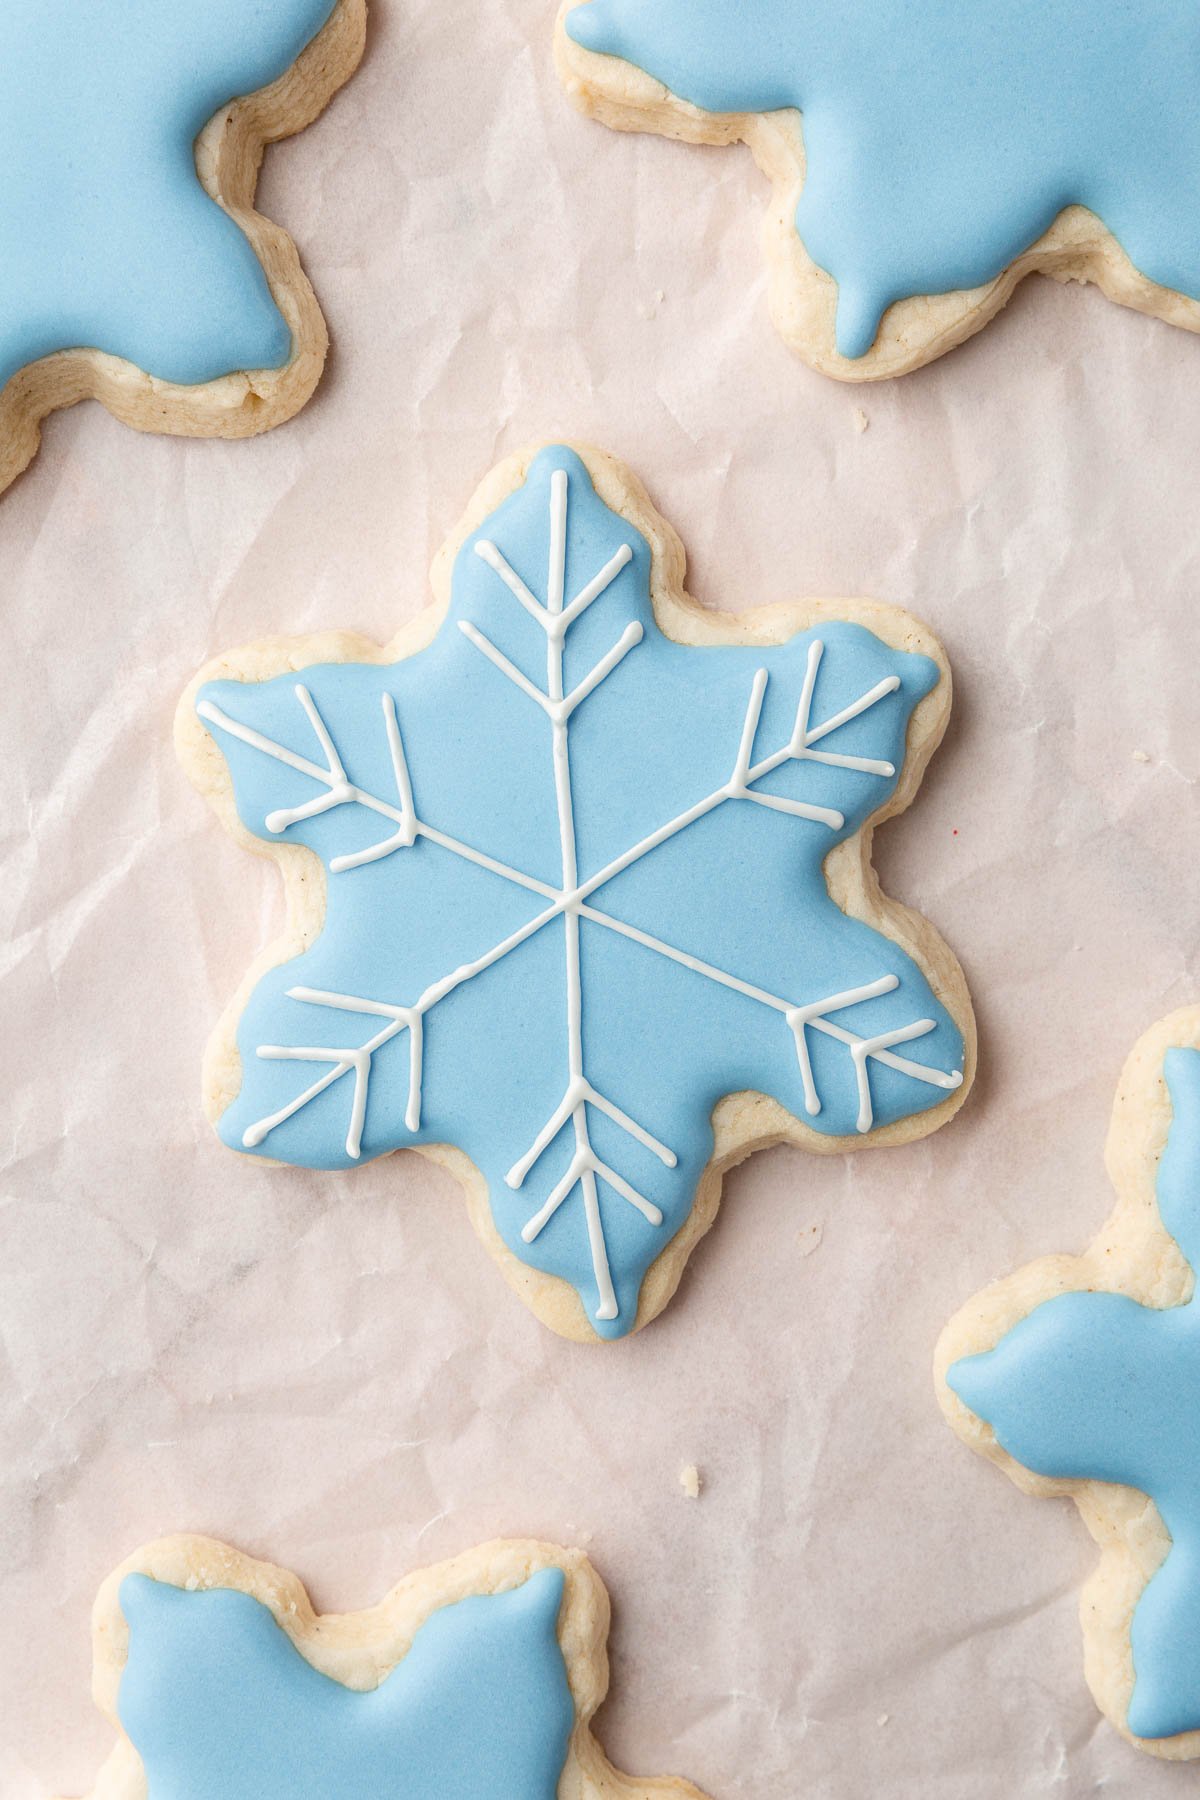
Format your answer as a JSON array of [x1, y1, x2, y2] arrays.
[[556, 0, 1200, 379], [177, 441, 973, 1341], [0, 0, 366, 497], [937, 1008, 1200, 1759], [68, 1534, 710, 1797]]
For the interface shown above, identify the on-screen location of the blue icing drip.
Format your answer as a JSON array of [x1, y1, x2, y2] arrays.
[[949, 1049, 1200, 1740], [117, 1567, 574, 1797], [198, 447, 964, 1335], [0, 0, 337, 389], [566, 0, 1200, 358]]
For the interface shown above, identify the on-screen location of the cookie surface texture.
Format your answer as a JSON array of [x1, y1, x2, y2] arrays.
[[179, 442, 973, 1341], [70, 1535, 711, 1798], [0, 0, 366, 495], [938, 1008, 1200, 1758], [557, 0, 1200, 378]]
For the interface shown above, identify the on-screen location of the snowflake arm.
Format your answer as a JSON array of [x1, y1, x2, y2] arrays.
[[196, 687, 557, 896], [0, 0, 363, 497], [563, 0, 1200, 364], [0, 0, 344, 390], [947, 1046, 1200, 1743], [194, 446, 967, 1336], [949, 1292, 1177, 1491]]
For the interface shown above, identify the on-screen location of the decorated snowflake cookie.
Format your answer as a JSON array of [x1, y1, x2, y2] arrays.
[[179, 443, 973, 1341], [68, 1534, 710, 1798], [938, 1009, 1200, 1758], [556, 0, 1200, 379], [0, 0, 365, 497]]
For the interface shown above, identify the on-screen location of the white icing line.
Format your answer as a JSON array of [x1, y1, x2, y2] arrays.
[[458, 621, 552, 714], [547, 468, 567, 614], [289, 987, 407, 1019], [576, 903, 796, 1014], [732, 667, 768, 788], [383, 691, 417, 830], [295, 683, 347, 781], [558, 543, 633, 630], [473, 539, 547, 625], [806, 672, 901, 744], [562, 622, 643, 717], [415, 825, 558, 899], [521, 1149, 588, 1241], [580, 1163, 617, 1321], [591, 1159, 664, 1226]]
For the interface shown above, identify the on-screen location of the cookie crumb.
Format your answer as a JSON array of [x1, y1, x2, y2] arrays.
[[852, 407, 869, 433], [680, 1463, 702, 1499], [1132, 748, 1151, 764], [797, 1221, 824, 1257]]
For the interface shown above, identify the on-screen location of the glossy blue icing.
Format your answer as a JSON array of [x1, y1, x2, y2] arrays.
[[566, 0, 1200, 358], [0, 0, 336, 390], [117, 1567, 572, 1796], [198, 448, 963, 1335], [950, 1049, 1200, 1740]]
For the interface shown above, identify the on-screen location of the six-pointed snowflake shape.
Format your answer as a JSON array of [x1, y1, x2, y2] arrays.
[[949, 1045, 1200, 1744], [0, 0, 361, 492], [563, 0, 1200, 364], [192, 447, 966, 1337]]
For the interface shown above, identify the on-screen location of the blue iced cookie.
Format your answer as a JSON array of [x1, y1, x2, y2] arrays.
[[0, 0, 364, 495], [179, 442, 971, 1341], [941, 1011, 1200, 1756], [75, 1534, 711, 1798], [557, 0, 1200, 378]]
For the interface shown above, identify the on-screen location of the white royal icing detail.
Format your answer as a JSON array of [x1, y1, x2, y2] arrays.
[[200, 468, 961, 1320]]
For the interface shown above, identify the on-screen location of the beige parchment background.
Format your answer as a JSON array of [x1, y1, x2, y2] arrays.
[[3, 3, 1200, 1795]]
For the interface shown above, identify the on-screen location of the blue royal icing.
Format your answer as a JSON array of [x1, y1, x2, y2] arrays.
[[117, 1568, 574, 1797], [0, 0, 336, 391], [950, 1048, 1200, 1740], [566, 0, 1200, 359], [197, 448, 964, 1336]]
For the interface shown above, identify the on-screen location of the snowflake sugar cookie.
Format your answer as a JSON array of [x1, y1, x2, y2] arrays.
[[179, 443, 973, 1341], [939, 1009, 1200, 1758], [69, 1534, 710, 1798], [556, 0, 1200, 379], [0, 0, 365, 497]]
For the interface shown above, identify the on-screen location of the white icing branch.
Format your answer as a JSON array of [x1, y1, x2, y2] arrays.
[[573, 648, 902, 903], [238, 897, 564, 1158], [198, 688, 556, 900], [574, 905, 961, 1132]]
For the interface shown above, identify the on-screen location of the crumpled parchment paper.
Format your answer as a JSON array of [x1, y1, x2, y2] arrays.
[[4, 3, 1200, 1795]]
